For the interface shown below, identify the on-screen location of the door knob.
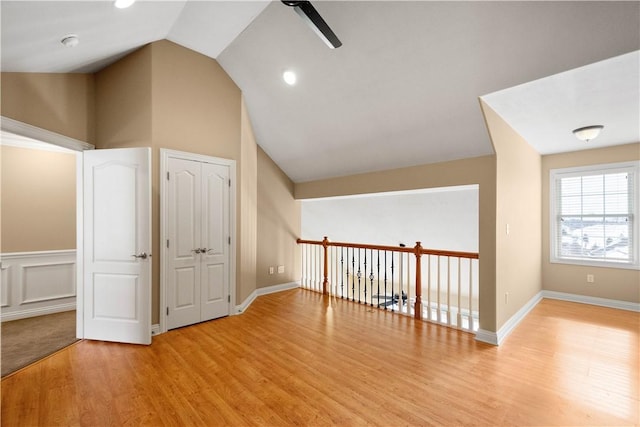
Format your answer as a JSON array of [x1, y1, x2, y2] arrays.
[[132, 252, 149, 259]]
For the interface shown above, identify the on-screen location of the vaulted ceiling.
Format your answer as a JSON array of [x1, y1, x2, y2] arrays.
[[2, 1, 639, 182]]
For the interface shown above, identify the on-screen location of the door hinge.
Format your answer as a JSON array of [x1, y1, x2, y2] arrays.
[[167, 171, 170, 180], [228, 179, 231, 187], [166, 239, 169, 248], [166, 307, 169, 316], [228, 236, 231, 245], [228, 295, 231, 303]]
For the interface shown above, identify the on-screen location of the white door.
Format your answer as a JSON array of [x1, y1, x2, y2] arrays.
[[200, 162, 230, 320], [167, 158, 230, 330], [167, 158, 201, 328], [83, 148, 152, 345]]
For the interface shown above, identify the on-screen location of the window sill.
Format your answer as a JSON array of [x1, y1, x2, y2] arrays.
[[550, 258, 640, 271]]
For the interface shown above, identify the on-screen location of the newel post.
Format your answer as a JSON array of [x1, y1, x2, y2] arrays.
[[414, 242, 423, 320], [322, 236, 329, 295]]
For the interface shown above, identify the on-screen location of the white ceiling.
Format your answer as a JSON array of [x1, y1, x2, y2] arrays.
[[481, 51, 640, 154], [2, 1, 639, 183]]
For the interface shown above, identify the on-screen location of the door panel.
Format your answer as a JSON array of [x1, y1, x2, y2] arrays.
[[93, 274, 138, 320], [167, 158, 201, 329], [83, 148, 151, 345], [175, 170, 198, 258], [201, 163, 230, 321], [175, 267, 197, 308], [203, 168, 226, 257], [92, 163, 137, 262]]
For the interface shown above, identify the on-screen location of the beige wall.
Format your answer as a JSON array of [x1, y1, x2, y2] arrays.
[[95, 47, 153, 148], [239, 97, 258, 303], [542, 143, 640, 303], [95, 40, 243, 322], [482, 101, 542, 328], [295, 155, 497, 332], [1, 73, 95, 143], [151, 40, 242, 314], [1, 145, 76, 252], [257, 146, 301, 288]]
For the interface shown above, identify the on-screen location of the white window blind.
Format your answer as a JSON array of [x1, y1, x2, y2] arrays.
[[550, 161, 639, 269]]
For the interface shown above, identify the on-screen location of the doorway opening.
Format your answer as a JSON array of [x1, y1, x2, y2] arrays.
[[0, 129, 82, 376]]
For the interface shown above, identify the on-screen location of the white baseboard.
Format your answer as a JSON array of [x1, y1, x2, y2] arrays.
[[541, 290, 640, 312], [1, 302, 76, 322], [235, 291, 257, 314], [235, 281, 300, 314], [475, 292, 543, 346], [257, 281, 300, 296], [474, 329, 498, 346], [475, 290, 639, 346], [151, 324, 160, 336]]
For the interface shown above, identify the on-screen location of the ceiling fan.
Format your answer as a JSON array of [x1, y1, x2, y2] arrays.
[[281, 1, 342, 49]]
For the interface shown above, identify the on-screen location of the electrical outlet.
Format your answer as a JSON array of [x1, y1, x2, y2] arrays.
[[269, 267, 274, 275], [277, 265, 285, 274], [587, 274, 595, 283]]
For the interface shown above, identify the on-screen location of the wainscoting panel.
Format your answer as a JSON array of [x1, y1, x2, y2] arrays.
[[1, 264, 10, 308], [1, 250, 76, 322]]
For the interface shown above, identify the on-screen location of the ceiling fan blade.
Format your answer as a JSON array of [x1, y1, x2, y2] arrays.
[[282, 1, 342, 49]]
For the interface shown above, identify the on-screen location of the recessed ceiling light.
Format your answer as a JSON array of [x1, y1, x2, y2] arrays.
[[283, 70, 297, 86], [60, 34, 79, 48], [114, 0, 135, 9]]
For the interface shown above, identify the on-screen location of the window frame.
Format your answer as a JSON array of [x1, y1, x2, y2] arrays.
[[549, 160, 640, 270]]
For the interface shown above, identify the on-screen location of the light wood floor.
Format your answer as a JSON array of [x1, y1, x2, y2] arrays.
[[2, 289, 638, 426]]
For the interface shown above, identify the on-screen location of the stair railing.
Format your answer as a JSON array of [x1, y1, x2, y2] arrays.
[[297, 237, 479, 332]]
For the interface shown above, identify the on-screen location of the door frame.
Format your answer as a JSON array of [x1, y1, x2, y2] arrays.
[[1, 116, 94, 339], [159, 149, 237, 334]]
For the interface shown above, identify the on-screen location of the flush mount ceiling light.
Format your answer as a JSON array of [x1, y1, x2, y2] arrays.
[[114, 0, 135, 9], [60, 34, 79, 48], [283, 70, 297, 86], [572, 125, 604, 142]]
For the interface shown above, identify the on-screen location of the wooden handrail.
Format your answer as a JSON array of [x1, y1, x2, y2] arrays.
[[296, 238, 479, 259], [297, 237, 478, 321]]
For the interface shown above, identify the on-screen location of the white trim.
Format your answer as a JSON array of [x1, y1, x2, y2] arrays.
[[474, 329, 498, 346], [151, 324, 161, 336], [76, 153, 84, 339], [541, 290, 640, 312], [235, 291, 257, 315], [549, 160, 640, 270], [159, 149, 237, 334], [1, 116, 94, 152], [1, 302, 75, 322], [1, 131, 76, 153], [475, 292, 543, 346], [234, 282, 300, 314], [1, 250, 77, 321], [1, 250, 77, 259], [257, 281, 300, 296]]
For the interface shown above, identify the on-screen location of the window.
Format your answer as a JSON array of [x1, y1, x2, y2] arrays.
[[550, 161, 639, 269]]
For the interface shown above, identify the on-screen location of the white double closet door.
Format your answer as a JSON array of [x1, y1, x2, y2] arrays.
[[167, 157, 230, 330]]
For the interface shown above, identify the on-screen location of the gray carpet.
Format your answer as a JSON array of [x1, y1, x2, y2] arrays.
[[1, 310, 78, 377]]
